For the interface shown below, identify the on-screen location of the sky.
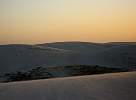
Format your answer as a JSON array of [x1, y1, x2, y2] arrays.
[[0, 0, 136, 44]]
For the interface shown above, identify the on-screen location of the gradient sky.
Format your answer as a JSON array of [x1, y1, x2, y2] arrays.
[[0, 0, 136, 44]]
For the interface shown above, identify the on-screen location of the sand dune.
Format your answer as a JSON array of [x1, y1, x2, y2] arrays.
[[0, 72, 136, 100], [0, 42, 136, 74]]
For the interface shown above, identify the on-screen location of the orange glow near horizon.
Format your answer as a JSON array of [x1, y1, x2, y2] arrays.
[[0, 0, 136, 44]]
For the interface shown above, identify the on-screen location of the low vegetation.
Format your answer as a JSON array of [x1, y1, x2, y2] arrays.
[[3, 65, 126, 82]]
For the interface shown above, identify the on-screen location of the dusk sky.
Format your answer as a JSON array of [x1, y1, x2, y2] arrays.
[[0, 0, 136, 44]]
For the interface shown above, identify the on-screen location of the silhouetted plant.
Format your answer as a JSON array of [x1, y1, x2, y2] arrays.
[[4, 67, 53, 82], [4, 65, 124, 82]]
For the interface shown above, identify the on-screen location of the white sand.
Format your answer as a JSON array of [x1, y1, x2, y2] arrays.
[[0, 72, 136, 100]]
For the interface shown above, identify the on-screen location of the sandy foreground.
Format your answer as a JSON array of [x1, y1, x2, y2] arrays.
[[0, 72, 136, 100]]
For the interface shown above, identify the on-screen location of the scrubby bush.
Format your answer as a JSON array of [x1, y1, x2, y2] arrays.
[[4, 67, 53, 82], [65, 65, 123, 76], [3, 65, 124, 82]]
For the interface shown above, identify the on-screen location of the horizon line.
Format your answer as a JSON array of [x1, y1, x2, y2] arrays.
[[0, 41, 136, 45]]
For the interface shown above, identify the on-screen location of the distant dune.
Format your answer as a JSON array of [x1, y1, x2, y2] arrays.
[[0, 72, 136, 100], [0, 42, 136, 74]]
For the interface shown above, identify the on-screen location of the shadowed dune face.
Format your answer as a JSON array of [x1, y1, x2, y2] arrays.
[[0, 44, 82, 73], [0, 72, 136, 100], [0, 42, 136, 74]]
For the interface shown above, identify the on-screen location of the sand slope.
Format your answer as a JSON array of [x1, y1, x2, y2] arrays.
[[0, 42, 136, 74], [0, 72, 136, 100]]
